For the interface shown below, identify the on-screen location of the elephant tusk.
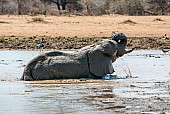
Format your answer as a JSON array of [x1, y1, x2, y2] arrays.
[[125, 47, 136, 54]]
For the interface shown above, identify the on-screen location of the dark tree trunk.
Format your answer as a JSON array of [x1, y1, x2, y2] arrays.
[[61, 0, 67, 10], [56, 0, 61, 10], [16, 0, 22, 15]]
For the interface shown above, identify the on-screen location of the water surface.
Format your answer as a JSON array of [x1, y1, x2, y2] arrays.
[[0, 50, 170, 113]]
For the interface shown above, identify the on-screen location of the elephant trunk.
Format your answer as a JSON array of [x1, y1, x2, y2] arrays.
[[125, 47, 135, 54]]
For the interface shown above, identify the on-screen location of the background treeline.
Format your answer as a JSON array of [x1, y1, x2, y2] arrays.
[[0, 0, 170, 16]]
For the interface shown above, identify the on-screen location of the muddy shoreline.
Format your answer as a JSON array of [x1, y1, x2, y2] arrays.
[[0, 36, 170, 50]]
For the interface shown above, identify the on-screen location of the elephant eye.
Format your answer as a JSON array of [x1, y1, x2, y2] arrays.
[[118, 40, 121, 43]]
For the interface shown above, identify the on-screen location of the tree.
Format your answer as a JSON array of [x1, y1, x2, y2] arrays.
[[125, 0, 144, 16], [84, 0, 90, 15], [67, 0, 83, 12], [16, 0, 22, 15], [40, 0, 81, 15], [146, 0, 169, 15], [40, 0, 70, 11], [113, 0, 144, 16], [0, 0, 9, 14]]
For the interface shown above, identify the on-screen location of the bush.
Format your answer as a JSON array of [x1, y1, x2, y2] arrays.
[[125, 0, 145, 16], [120, 19, 137, 24], [0, 0, 169, 16], [0, 38, 6, 43], [32, 17, 44, 22], [28, 17, 48, 23], [113, 0, 145, 16]]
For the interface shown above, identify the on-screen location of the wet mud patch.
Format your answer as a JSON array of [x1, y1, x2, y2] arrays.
[[98, 106, 126, 110], [70, 80, 170, 113], [1, 79, 170, 113], [26, 79, 108, 84], [1, 36, 170, 50]]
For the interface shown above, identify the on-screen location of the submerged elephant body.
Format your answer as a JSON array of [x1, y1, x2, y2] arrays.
[[23, 51, 92, 80], [22, 33, 132, 81]]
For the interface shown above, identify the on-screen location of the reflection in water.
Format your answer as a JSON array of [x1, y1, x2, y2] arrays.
[[0, 50, 170, 113]]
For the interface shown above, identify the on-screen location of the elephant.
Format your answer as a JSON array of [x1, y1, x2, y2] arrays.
[[21, 33, 133, 81]]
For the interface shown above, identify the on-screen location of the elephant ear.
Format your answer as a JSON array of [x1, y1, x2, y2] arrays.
[[88, 45, 114, 77]]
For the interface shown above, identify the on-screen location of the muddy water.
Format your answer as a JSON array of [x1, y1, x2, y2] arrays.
[[0, 50, 170, 113]]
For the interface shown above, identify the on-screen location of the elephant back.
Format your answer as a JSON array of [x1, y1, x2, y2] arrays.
[[31, 50, 93, 80]]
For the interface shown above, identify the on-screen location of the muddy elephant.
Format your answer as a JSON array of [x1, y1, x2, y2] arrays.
[[21, 33, 133, 81]]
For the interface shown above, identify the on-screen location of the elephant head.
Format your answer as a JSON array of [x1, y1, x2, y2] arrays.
[[112, 33, 128, 57], [87, 40, 117, 77]]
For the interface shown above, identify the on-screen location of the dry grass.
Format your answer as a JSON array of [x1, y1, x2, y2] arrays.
[[119, 19, 137, 25], [0, 15, 170, 38], [0, 21, 10, 24]]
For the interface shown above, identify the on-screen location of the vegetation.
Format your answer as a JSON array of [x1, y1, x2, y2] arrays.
[[113, 0, 144, 16], [153, 17, 164, 21], [0, 0, 169, 16], [146, 0, 170, 15], [0, 36, 170, 50], [30, 17, 48, 23], [0, 21, 10, 24], [32, 17, 44, 22]]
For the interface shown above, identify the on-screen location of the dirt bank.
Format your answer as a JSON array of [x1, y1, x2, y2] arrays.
[[0, 36, 170, 50], [0, 15, 170, 38], [0, 15, 170, 50]]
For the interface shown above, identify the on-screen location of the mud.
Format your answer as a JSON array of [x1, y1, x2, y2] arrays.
[[0, 36, 170, 50], [0, 50, 170, 113]]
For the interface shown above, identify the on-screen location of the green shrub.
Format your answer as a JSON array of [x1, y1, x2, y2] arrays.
[[0, 39, 6, 43], [32, 17, 44, 22]]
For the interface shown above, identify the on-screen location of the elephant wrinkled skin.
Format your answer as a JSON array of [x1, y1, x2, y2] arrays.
[[21, 33, 131, 81]]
